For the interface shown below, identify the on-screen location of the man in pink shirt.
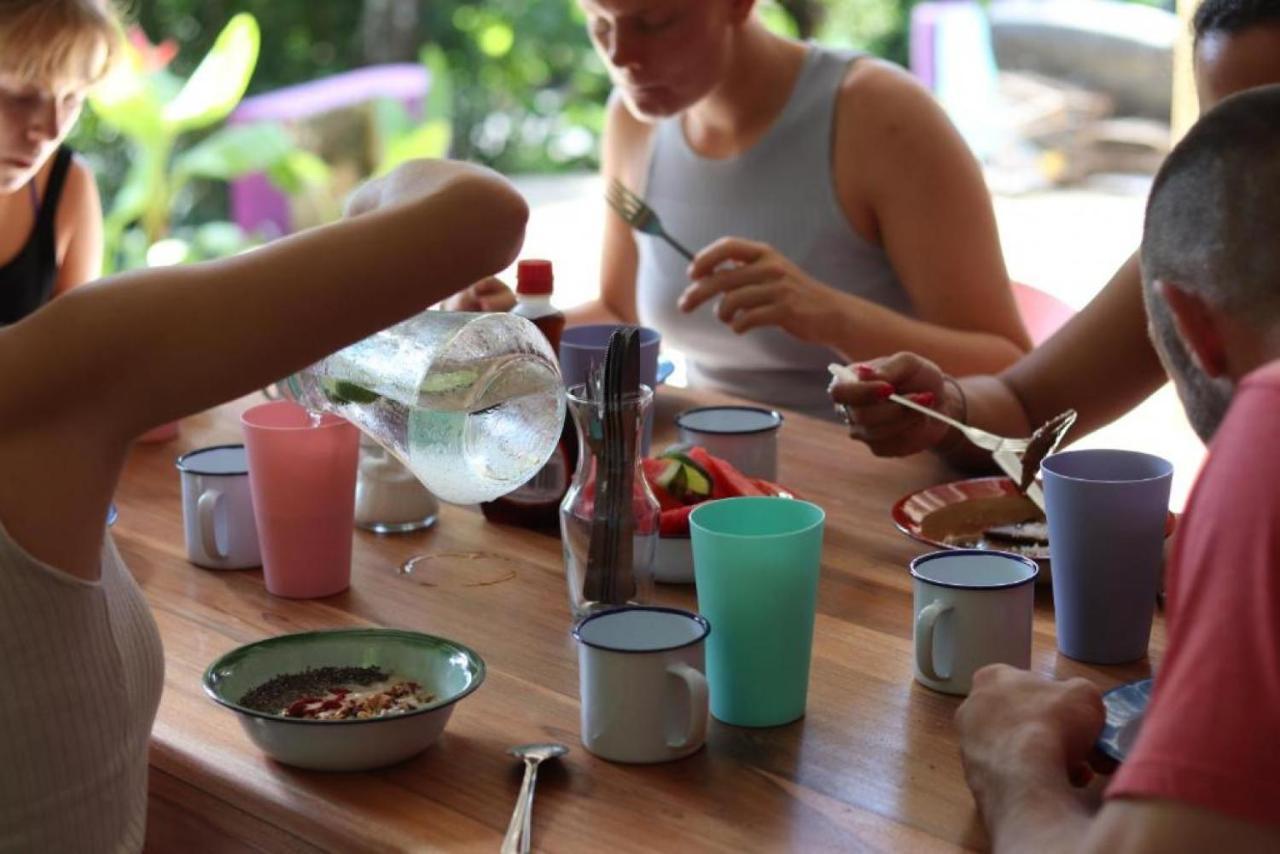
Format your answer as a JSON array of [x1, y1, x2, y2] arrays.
[[954, 85, 1280, 852]]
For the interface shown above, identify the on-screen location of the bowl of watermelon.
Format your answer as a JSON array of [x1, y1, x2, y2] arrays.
[[642, 446, 793, 584]]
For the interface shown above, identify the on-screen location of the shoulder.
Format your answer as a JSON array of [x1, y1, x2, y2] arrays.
[[837, 58, 948, 137], [1166, 361, 1280, 599], [1202, 363, 1280, 481], [54, 155, 102, 230], [61, 155, 101, 213], [832, 56, 980, 208]]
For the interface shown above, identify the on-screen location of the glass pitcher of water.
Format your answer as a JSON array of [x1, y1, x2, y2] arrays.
[[281, 311, 565, 505]]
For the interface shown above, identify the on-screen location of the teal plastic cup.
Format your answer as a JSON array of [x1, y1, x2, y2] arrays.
[[690, 497, 826, 727]]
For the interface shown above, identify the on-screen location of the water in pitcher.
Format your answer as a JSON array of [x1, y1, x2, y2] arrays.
[[282, 311, 565, 505]]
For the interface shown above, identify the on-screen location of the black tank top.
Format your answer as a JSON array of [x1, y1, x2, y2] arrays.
[[0, 147, 73, 326]]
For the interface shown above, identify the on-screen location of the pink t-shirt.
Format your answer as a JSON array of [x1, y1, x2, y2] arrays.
[[1108, 360, 1280, 826]]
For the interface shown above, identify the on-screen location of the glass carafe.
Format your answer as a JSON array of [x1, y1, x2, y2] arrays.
[[560, 383, 659, 620], [282, 311, 565, 505]]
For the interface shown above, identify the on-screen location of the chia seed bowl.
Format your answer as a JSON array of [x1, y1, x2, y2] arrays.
[[203, 627, 485, 771]]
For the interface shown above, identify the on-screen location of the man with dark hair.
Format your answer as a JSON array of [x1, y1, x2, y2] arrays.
[[834, 0, 1280, 463], [1194, 0, 1280, 36], [955, 85, 1280, 853]]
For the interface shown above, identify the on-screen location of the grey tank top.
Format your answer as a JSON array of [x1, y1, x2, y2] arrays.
[[0, 522, 164, 852], [635, 45, 912, 418]]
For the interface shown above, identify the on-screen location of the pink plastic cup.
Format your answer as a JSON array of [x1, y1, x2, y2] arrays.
[[241, 401, 359, 598]]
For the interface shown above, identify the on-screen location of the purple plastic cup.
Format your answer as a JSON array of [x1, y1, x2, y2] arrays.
[[560, 325, 661, 453], [1042, 449, 1172, 664]]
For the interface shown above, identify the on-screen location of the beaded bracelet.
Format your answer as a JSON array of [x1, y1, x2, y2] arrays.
[[941, 375, 969, 424], [934, 376, 972, 457]]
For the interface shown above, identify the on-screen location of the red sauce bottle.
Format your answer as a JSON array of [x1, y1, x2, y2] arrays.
[[480, 260, 576, 529]]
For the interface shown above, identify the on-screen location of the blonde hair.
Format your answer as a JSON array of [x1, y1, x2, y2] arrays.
[[0, 0, 124, 89]]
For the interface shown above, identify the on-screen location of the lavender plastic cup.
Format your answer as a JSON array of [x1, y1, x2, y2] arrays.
[[1042, 449, 1172, 664], [559, 325, 660, 454]]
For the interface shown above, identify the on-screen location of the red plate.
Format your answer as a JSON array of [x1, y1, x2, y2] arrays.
[[893, 476, 1177, 564], [892, 476, 1050, 559]]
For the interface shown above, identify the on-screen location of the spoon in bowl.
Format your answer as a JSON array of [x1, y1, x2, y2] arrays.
[[500, 742, 568, 854]]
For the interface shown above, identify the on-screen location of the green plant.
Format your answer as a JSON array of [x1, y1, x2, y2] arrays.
[[89, 13, 328, 272], [370, 45, 454, 174]]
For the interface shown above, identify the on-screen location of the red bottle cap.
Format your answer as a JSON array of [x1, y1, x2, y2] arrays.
[[516, 259, 554, 295]]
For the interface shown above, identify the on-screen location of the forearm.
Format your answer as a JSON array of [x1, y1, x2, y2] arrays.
[[566, 297, 628, 326], [818, 292, 1028, 378], [42, 164, 529, 437], [930, 374, 1034, 471], [978, 779, 1096, 854]]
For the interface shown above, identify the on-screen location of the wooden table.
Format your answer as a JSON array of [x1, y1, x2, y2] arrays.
[[115, 387, 1163, 853]]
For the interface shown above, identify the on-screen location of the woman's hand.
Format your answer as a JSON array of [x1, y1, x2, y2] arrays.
[[442, 276, 516, 312], [679, 238, 844, 341], [829, 353, 959, 457]]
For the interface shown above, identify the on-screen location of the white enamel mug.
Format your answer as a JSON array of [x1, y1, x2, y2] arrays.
[[175, 445, 261, 570], [674, 406, 783, 480], [573, 607, 710, 763], [911, 550, 1038, 695]]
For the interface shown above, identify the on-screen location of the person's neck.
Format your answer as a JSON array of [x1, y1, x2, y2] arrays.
[[681, 23, 808, 159], [1223, 316, 1280, 382]]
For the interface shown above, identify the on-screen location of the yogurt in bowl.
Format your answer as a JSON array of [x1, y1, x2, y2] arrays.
[[203, 627, 484, 771]]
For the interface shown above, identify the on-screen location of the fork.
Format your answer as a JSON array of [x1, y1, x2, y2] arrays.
[[605, 179, 695, 261], [885, 392, 1030, 455]]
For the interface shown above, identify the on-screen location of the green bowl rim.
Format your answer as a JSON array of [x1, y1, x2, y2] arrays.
[[201, 627, 486, 727]]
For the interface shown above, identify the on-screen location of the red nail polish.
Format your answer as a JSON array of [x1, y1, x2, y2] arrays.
[[855, 364, 876, 380], [876, 384, 894, 399], [910, 392, 936, 407]]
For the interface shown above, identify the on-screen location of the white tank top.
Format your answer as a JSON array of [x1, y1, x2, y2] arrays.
[[0, 521, 164, 852], [635, 45, 912, 418]]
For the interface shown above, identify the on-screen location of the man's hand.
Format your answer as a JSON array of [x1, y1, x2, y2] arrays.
[[679, 238, 846, 340], [829, 353, 959, 456], [956, 665, 1107, 815], [442, 276, 516, 312]]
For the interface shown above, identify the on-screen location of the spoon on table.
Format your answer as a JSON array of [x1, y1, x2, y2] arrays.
[[500, 742, 568, 854]]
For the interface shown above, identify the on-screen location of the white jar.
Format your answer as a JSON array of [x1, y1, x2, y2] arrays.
[[354, 436, 438, 533]]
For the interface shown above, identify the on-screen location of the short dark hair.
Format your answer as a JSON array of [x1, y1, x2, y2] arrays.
[[1142, 84, 1280, 319], [1194, 0, 1280, 43]]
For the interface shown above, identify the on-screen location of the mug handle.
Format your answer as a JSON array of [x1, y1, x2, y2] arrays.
[[666, 663, 709, 750], [197, 490, 227, 560], [915, 601, 953, 683]]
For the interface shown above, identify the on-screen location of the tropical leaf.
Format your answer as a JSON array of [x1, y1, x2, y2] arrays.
[[88, 40, 168, 142], [103, 145, 163, 233], [379, 121, 451, 174], [173, 123, 295, 182], [372, 98, 415, 146], [420, 45, 453, 126], [265, 150, 332, 195], [162, 13, 261, 132], [191, 221, 256, 258]]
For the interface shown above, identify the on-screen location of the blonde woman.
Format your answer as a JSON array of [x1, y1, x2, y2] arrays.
[[0, 0, 117, 324]]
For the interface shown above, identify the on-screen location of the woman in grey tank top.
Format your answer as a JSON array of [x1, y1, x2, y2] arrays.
[[569, 1, 1031, 418]]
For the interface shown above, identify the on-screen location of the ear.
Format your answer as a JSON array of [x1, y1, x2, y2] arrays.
[[1156, 280, 1230, 377]]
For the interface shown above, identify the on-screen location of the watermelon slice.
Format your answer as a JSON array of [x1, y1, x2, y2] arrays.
[[641, 446, 795, 537], [703, 455, 766, 499], [659, 505, 695, 537]]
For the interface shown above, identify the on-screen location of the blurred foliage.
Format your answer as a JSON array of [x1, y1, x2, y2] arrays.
[[86, 12, 327, 272], [71, 0, 1170, 242]]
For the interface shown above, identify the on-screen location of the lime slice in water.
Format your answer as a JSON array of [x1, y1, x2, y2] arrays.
[[323, 379, 381, 405], [420, 369, 480, 394]]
